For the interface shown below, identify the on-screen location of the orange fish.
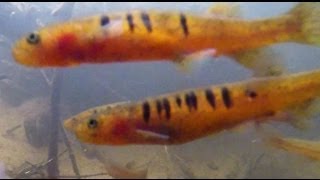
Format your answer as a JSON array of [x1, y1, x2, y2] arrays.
[[64, 69, 320, 145], [12, 3, 320, 75]]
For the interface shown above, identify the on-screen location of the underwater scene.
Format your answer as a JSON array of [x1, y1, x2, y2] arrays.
[[2, 2, 320, 178]]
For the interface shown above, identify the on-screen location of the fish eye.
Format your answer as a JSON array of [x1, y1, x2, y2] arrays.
[[88, 118, 98, 129], [26, 32, 40, 45]]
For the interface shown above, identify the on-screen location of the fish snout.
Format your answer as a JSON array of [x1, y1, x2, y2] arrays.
[[63, 118, 77, 133]]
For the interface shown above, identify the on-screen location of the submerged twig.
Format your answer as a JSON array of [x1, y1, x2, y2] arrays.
[[59, 122, 80, 178], [45, 69, 80, 178], [47, 69, 62, 178], [10, 149, 67, 179], [58, 172, 108, 179]]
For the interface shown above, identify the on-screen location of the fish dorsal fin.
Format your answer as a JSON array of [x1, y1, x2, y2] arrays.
[[231, 47, 287, 77], [207, 2, 243, 18], [136, 129, 170, 140]]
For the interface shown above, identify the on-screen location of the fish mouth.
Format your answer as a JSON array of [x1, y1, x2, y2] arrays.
[[63, 119, 76, 133], [12, 45, 37, 67]]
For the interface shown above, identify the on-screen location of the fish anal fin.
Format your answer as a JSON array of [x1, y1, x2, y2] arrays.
[[208, 2, 242, 18], [231, 47, 286, 77]]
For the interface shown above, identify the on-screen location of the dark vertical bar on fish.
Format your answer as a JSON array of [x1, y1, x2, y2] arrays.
[[142, 101, 151, 123], [163, 98, 171, 120], [180, 13, 189, 37], [126, 13, 135, 32], [221, 87, 232, 108], [205, 89, 216, 109], [141, 12, 152, 33]]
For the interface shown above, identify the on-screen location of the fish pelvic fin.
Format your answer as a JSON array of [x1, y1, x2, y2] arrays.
[[231, 47, 286, 77], [288, 2, 320, 46]]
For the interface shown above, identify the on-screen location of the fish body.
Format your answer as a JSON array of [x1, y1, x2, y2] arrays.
[[64, 69, 320, 145], [13, 3, 320, 69]]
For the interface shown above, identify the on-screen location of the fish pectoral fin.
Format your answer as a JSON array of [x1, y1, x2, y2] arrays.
[[174, 48, 217, 73], [231, 47, 287, 77], [135, 129, 170, 140], [207, 2, 242, 18]]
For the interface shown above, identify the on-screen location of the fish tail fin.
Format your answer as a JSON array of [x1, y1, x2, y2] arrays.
[[288, 2, 320, 46]]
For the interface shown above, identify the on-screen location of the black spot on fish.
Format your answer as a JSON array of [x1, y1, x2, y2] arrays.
[[142, 101, 150, 123], [179, 13, 189, 37], [245, 89, 257, 99], [163, 98, 171, 120], [141, 12, 152, 33], [100, 15, 110, 26], [156, 100, 162, 118], [205, 89, 215, 109], [126, 13, 135, 32], [221, 87, 232, 109], [185, 92, 197, 111], [176, 96, 182, 108]]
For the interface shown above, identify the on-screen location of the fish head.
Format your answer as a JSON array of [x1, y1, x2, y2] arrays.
[[63, 101, 136, 145], [12, 15, 109, 67]]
